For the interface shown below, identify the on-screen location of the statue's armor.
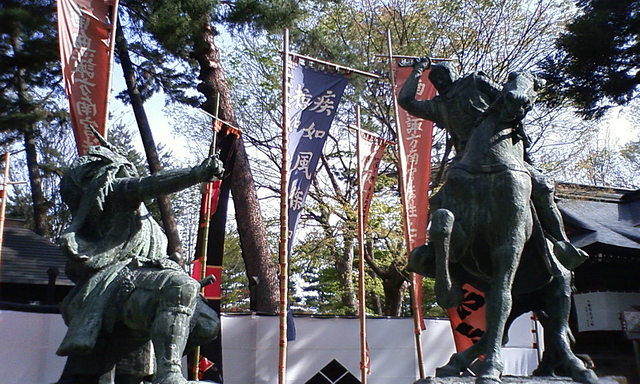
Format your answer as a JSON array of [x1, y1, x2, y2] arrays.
[[56, 145, 221, 384]]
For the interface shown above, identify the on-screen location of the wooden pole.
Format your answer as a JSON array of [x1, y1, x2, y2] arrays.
[[0, 151, 26, 264], [386, 29, 426, 379], [278, 28, 290, 384], [0, 152, 10, 263], [103, 0, 120, 139], [286, 52, 380, 79], [191, 95, 220, 381], [356, 105, 369, 384]]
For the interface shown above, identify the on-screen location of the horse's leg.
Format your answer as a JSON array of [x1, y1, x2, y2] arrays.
[[476, 235, 526, 384], [431, 208, 464, 309], [431, 208, 479, 377], [533, 271, 599, 384], [436, 338, 488, 377]]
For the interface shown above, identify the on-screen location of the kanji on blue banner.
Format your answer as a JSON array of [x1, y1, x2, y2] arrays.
[[287, 64, 349, 255]]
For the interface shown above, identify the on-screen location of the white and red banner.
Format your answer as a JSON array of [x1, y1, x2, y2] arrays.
[[58, 0, 115, 155], [357, 130, 388, 223]]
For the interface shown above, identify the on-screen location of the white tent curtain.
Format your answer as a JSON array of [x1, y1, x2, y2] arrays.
[[0, 310, 541, 384]]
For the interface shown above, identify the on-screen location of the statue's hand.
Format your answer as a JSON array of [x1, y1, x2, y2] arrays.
[[412, 57, 431, 72], [194, 156, 224, 181]]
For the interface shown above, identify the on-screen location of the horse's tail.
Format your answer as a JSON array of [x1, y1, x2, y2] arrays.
[[431, 209, 464, 309]]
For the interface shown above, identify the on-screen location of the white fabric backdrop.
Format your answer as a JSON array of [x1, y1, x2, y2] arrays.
[[0, 310, 541, 384]]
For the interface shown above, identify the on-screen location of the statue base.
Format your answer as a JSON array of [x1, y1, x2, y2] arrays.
[[414, 376, 627, 384]]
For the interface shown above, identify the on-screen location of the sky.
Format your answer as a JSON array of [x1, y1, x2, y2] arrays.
[[109, 66, 193, 162]]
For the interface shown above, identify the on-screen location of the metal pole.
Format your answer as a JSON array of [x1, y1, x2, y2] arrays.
[[386, 29, 426, 379], [356, 105, 369, 383], [278, 28, 290, 384]]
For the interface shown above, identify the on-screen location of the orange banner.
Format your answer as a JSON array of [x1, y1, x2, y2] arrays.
[[58, 0, 114, 155], [447, 284, 487, 352]]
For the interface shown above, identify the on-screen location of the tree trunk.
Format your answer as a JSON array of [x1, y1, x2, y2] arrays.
[[12, 23, 48, 237], [383, 274, 407, 316], [335, 238, 357, 315], [364, 242, 408, 316], [23, 128, 48, 237], [115, 23, 183, 255], [192, 22, 279, 313]]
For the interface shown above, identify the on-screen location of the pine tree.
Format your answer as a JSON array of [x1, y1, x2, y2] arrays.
[[0, 0, 65, 237], [539, 0, 640, 118]]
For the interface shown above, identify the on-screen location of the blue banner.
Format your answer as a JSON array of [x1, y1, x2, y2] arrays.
[[287, 64, 349, 255]]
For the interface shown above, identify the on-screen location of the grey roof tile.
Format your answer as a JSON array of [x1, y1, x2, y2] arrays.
[[0, 219, 72, 286]]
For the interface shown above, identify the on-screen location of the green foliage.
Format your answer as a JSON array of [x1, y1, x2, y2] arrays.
[[219, 0, 578, 315], [0, 0, 63, 134], [116, 0, 313, 108], [220, 230, 251, 311], [225, 0, 306, 32], [539, 0, 640, 118], [0, 0, 75, 238], [4, 116, 76, 239]]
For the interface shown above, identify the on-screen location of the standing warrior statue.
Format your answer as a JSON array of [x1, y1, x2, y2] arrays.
[[56, 138, 222, 384]]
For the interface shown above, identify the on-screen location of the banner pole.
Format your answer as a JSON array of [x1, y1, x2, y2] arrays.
[[356, 105, 369, 384], [0, 152, 10, 263], [278, 28, 290, 384], [386, 29, 426, 379], [103, 0, 120, 139], [190, 94, 221, 380]]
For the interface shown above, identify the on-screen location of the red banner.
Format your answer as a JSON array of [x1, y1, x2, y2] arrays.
[[393, 62, 487, 352], [393, 62, 437, 332], [393, 64, 437, 249], [358, 130, 388, 223], [58, 0, 114, 155], [191, 261, 222, 300]]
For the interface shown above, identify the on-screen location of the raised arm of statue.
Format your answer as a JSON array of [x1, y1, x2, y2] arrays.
[[397, 58, 439, 122], [111, 156, 224, 206]]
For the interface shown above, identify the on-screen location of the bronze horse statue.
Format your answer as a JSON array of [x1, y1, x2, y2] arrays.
[[409, 71, 599, 384]]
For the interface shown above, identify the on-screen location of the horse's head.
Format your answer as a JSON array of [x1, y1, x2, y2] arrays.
[[500, 71, 544, 123]]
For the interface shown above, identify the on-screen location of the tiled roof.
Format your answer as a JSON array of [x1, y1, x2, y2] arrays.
[[0, 219, 72, 286], [556, 183, 640, 253]]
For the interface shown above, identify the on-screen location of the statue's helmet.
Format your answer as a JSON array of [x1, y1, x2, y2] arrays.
[[428, 62, 459, 92], [60, 145, 138, 213]]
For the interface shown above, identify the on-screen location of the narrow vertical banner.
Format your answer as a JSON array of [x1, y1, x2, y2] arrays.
[[286, 63, 350, 255], [358, 130, 389, 224], [387, 30, 436, 379], [58, 0, 116, 155], [392, 56, 487, 354], [392, 62, 437, 252], [447, 283, 486, 352], [393, 60, 437, 333]]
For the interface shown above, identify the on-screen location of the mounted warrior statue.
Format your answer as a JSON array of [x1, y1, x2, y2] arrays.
[[55, 131, 221, 384], [399, 59, 598, 384]]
